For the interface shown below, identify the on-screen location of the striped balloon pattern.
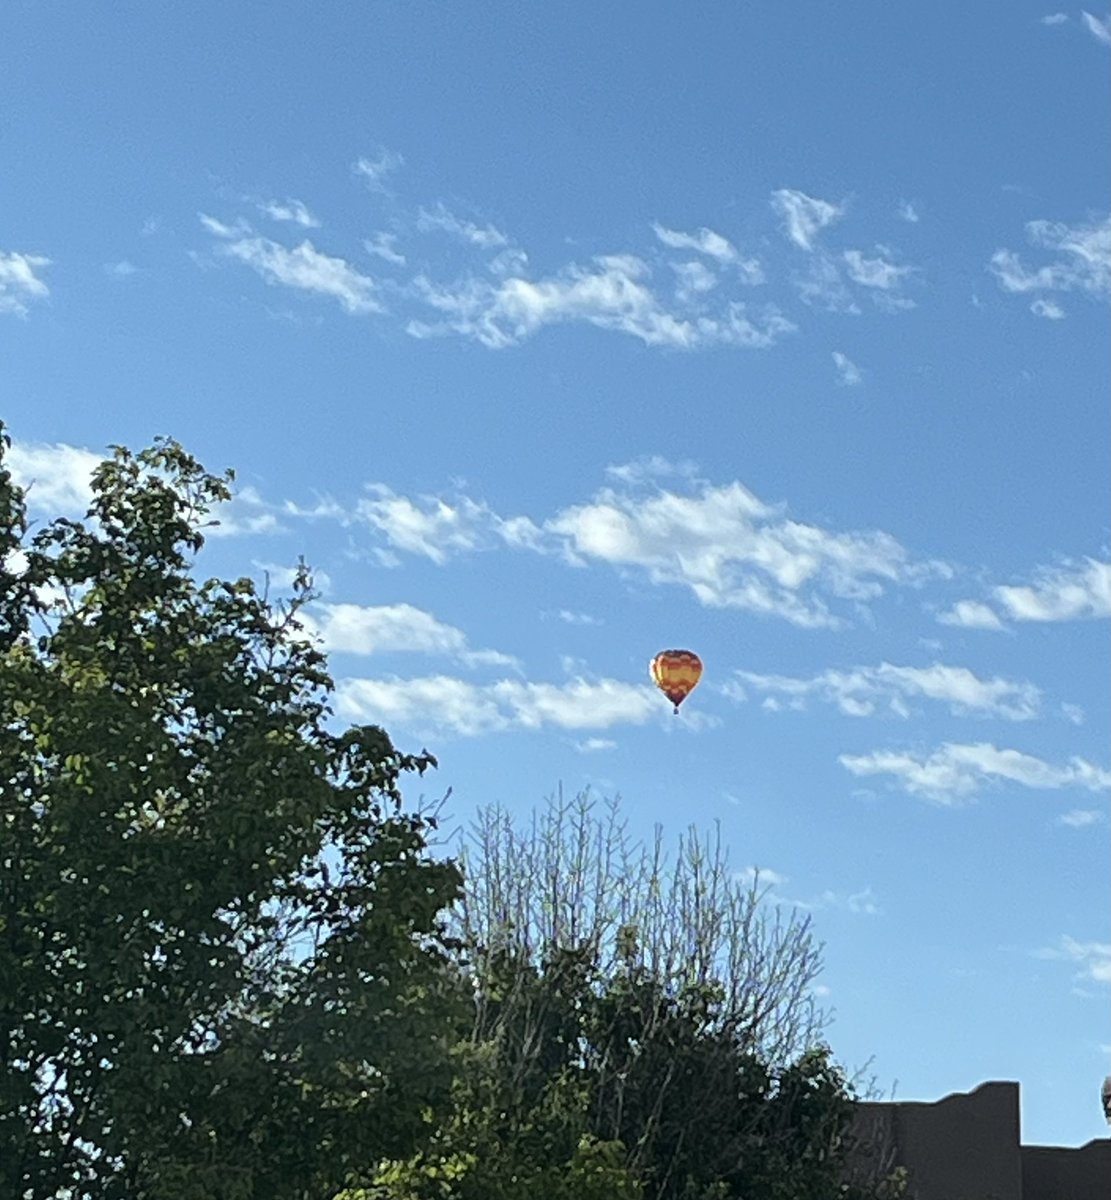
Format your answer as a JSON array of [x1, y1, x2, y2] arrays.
[[650, 649, 703, 714]]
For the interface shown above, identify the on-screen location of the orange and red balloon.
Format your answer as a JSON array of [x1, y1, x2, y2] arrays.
[[650, 649, 703, 714]]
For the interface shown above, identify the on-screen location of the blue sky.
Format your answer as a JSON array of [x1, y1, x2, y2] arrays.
[[3, 1, 1109, 1148]]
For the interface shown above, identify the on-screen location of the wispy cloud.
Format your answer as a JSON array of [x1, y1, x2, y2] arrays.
[[735, 867, 880, 915], [651, 221, 764, 282], [407, 254, 795, 350], [843, 248, 913, 291], [840, 742, 1111, 803], [201, 216, 381, 314], [1040, 12, 1068, 24], [575, 736, 617, 753], [671, 259, 719, 303], [1056, 807, 1107, 828], [897, 200, 921, 222], [729, 663, 1041, 720], [832, 350, 862, 386], [1033, 935, 1111, 986], [416, 203, 509, 250], [364, 232, 406, 266], [354, 148, 404, 193], [0, 250, 51, 317], [336, 673, 661, 737], [940, 604, 1007, 633], [551, 609, 601, 625], [300, 602, 517, 668], [104, 260, 138, 279], [355, 486, 513, 563], [770, 188, 844, 250], [605, 455, 699, 485], [257, 197, 321, 229], [937, 599, 1007, 631], [353, 471, 948, 627], [1081, 10, 1111, 44], [994, 557, 1111, 621], [795, 255, 860, 312], [940, 557, 1110, 626], [652, 221, 738, 263], [1031, 297, 1066, 319], [990, 212, 1111, 302]]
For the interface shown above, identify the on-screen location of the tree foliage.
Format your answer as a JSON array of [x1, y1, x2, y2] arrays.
[[0, 428, 467, 1200], [1, 428, 905, 1199], [368, 792, 906, 1199]]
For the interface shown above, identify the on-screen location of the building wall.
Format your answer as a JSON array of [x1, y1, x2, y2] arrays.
[[1021, 1139, 1111, 1200], [846, 1080, 1111, 1200]]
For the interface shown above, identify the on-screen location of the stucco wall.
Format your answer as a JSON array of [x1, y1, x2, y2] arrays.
[[846, 1080, 1111, 1200], [1022, 1139, 1111, 1200]]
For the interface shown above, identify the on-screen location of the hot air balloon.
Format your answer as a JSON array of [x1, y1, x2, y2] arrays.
[[650, 649, 703, 714]]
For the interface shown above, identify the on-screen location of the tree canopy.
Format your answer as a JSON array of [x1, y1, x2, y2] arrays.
[[1, 428, 467, 1200], [1, 427, 905, 1199]]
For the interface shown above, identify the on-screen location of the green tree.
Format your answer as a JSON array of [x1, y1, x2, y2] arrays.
[[0, 428, 467, 1200], [374, 790, 905, 1200]]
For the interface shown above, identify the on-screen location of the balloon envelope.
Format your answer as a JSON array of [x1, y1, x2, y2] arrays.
[[650, 649, 703, 713]]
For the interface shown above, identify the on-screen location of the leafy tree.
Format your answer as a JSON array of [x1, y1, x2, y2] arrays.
[[373, 790, 906, 1200], [0, 428, 468, 1200]]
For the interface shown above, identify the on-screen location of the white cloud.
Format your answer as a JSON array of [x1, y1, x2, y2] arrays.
[[605, 455, 699, 485], [652, 222, 764, 282], [544, 483, 943, 625], [352, 474, 946, 627], [1033, 936, 1111, 986], [199, 213, 252, 239], [770, 188, 844, 250], [993, 557, 1110, 621], [407, 254, 795, 350], [487, 247, 529, 277], [652, 222, 738, 263], [354, 486, 507, 563], [1030, 298, 1066, 319], [300, 602, 516, 668], [735, 866, 790, 889], [336, 673, 660, 737], [0, 250, 51, 316], [575, 737, 617, 753], [1061, 702, 1086, 725], [258, 197, 321, 228], [364, 232, 406, 266], [840, 742, 1111, 803], [671, 259, 719, 303], [843, 248, 912, 290], [897, 200, 920, 223], [1056, 808, 1106, 827], [202, 217, 381, 314], [794, 255, 860, 313], [832, 350, 862, 386], [732, 662, 1041, 721], [937, 599, 1006, 631], [6, 440, 99, 513], [417, 203, 509, 250], [990, 213, 1111, 300], [354, 149, 404, 193], [552, 609, 601, 625], [1041, 12, 1068, 24], [735, 867, 879, 915], [1081, 11, 1111, 43], [104, 260, 138, 278]]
